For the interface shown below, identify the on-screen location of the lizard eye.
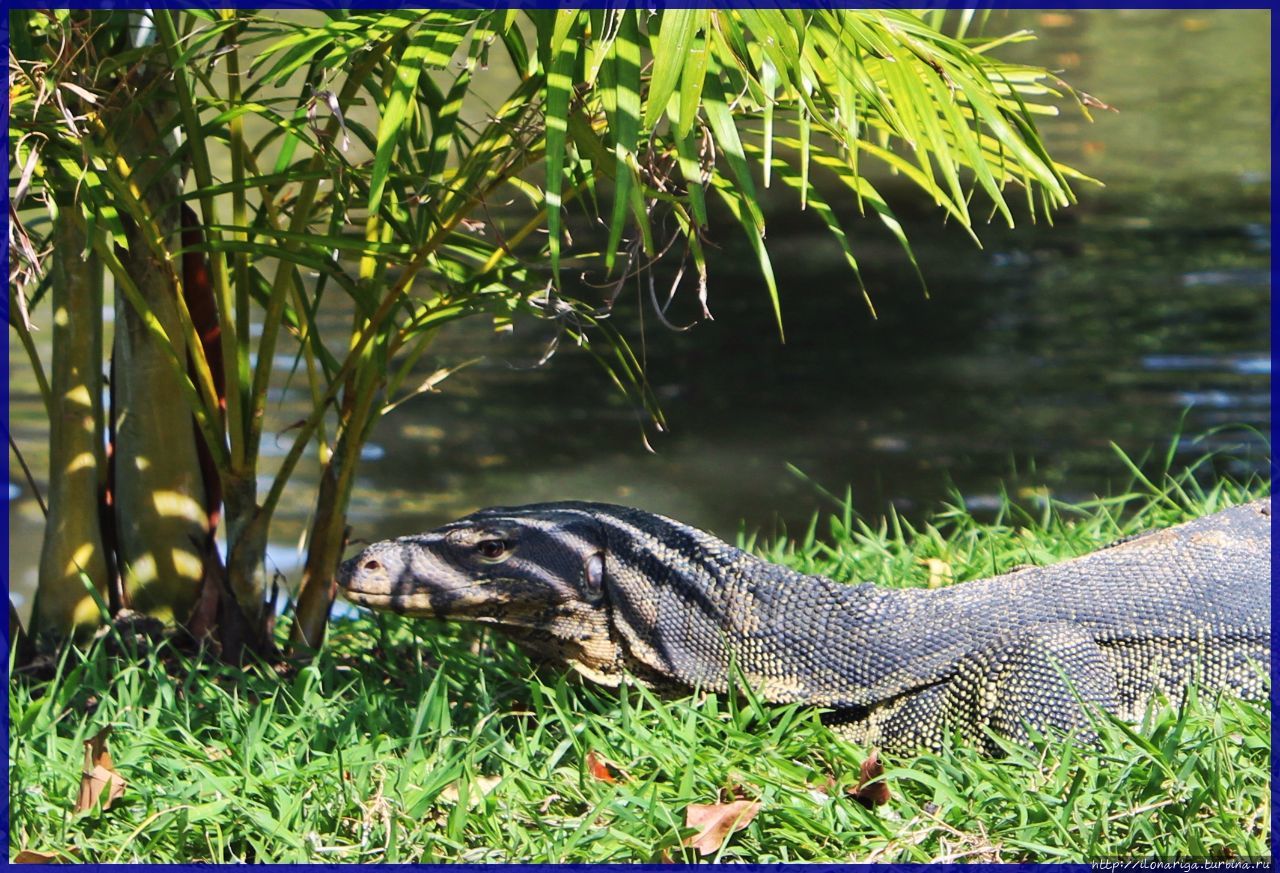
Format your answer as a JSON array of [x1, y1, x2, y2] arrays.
[[583, 553, 605, 599], [364, 559, 381, 571], [476, 539, 508, 560]]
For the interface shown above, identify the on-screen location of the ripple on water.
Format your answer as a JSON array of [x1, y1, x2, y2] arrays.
[[1170, 390, 1271, 410], [1140, 353, 1270, 376], [1179, 268, 1271, 287]]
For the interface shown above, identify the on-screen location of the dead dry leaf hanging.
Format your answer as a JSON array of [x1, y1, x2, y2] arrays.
[[683, 799, 761, 856], [74, 726, 126, 814], [851, 750, 890, 808]]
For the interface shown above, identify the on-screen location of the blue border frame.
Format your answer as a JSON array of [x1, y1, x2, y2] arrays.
[[4, 3, 1275, 869]]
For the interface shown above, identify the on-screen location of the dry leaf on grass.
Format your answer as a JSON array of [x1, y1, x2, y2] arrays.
[[13, 849, 67, 863], [438, 775, 502, 808], [585, 750, 623, 784], [851, 751, 890, 808], [75, 726, 126, 814], [683, 799, 761, 856]]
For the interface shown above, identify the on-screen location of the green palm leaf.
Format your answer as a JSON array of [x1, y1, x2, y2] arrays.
[[542, 9, 582, 285]]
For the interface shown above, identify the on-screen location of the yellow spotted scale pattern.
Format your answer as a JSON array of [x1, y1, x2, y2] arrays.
[[340, 498, 1271, 753]]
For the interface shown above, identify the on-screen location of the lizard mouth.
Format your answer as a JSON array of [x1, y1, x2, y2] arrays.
[[339, 587, 440, 617], [336, 557, 435, 615], [336, 556, 412, 601], [338, 571, 525, 619]]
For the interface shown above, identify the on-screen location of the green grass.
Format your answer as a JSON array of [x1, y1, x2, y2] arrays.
[[8, 475, 1270, 862]]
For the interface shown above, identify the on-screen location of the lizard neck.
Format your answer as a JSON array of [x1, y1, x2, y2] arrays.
[[592, 508, 906, 704]]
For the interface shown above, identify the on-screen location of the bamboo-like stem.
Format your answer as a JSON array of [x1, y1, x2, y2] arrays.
[[255, 137, 548, 523], [287, 362, 381, 652], [222, 13, 254, 413], [89, 225, 229, 470], [8, 286, 52, 419], [385, 328, 438, 401], [152, 10, 245, 471], [246, 44, 391, 467], [230, 132, 334, 459], [83, 141, 226, 451]]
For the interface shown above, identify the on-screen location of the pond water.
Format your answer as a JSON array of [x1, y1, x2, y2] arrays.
[[8, 11, 1271, 617]]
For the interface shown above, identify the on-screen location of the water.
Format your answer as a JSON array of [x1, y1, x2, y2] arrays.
[[8, 11, 1270, 618]]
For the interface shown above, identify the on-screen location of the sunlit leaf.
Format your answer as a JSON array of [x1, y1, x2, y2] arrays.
[[675, 12, 712, 140], [684, 799, 761, 856], [601, 11, 643, 269], [645, 9, 699, 131], [759, 58, 778, 189], [704, 65, 782, 337], [543, 9, 581, 284], [711, 181, 781, 339], [363, 19, 439, 279]]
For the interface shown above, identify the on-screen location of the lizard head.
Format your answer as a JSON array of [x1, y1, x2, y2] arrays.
[[338, 503, 610, 618], [338, 502, 626, 680]]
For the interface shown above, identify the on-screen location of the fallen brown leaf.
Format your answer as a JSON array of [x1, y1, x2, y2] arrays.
[[13, 850, 61, 863], [585, 750, 618, 784], [851, 751, 890, 808], [75, 726, 126, 814], [683, 799, 761, 856], [438, 774, 502, 808]]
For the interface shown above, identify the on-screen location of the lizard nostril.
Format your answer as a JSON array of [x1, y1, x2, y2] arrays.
[[364, 559, 382, 571]]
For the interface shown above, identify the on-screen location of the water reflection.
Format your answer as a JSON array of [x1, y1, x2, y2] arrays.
[[1142, 354, 1270, 376]]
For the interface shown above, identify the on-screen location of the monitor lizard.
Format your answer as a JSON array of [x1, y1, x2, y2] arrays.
[[339, 498, 1271, 752]]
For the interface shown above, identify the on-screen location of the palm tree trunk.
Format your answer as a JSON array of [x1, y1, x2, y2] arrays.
[[288, 369, 382, 653], [111, 225, 209, 621], [108, 83, 209, 624], [34, 210, 110, 638]]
